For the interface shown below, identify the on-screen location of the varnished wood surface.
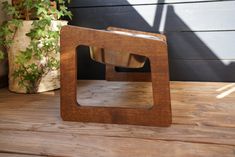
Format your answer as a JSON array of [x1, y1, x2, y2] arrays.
[[61, 26, 171, 126], [0, 80, 235, 157]]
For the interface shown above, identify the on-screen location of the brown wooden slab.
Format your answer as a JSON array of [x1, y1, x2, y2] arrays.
[[60, 26, 171, 126]]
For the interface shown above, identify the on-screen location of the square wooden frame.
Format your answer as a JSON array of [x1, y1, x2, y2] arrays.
[[60, 26, 172, 126]]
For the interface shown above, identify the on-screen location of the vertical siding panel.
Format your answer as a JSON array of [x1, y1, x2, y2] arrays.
[[68, 1, 235, 81]]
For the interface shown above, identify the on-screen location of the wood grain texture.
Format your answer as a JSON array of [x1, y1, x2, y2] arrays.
[[77, 81, 153, 108], [89, 27, 155, 68], [0, 153, 43, 157], [104, 27, 162, 82], [60, 26, 171, 126], [1, 130, 235, 157], [0, 81, 235, 156]]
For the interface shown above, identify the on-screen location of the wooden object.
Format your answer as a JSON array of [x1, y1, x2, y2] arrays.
[[106, 64, 151, 82], [89, 27, 166, 68], [89, 46, 147, 68], [104, 26, 167, 82], [0, 81, 235, 156], [90, 27, 166, 69], [60, 26, 171, 126]]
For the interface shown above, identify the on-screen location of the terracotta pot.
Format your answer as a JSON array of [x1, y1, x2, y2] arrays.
[[89, 30, 149, 68], [8, 20, 67, 93]]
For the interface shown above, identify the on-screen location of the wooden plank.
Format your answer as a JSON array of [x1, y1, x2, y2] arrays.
[[116, 30, 235, 81], [0, 81, 235, 145], [69, 1, 235, 32], [0, 130, 235, 157], [169, 59, 235, 82], [69, 0, 221, 7], [99, 31, 235, 61], [76, 50, 235, 81], [69, 1, 235, 81], [75, 31, 235, 80], [117, 58, 235, 82], [60, 26, 171, 126], [77, 81, 153, 108], [0, 111, 235, 146], [167, 31, 235, 60], [0, 81, 235, 156], [0, 153, 43, 157]]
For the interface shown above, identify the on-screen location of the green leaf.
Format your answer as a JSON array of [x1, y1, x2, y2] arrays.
[[1, 0, 71, 91], [0, 50, 4, 60], [37, 7, 47, 16]]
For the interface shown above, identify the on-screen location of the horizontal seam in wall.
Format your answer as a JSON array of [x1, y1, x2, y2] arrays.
[[68, 0, 235, 9], [167, 30, 235, 33], [169, 59, 235, 61]]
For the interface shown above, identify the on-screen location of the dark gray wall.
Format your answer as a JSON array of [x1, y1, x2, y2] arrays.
[[68, 0, 235, 82]]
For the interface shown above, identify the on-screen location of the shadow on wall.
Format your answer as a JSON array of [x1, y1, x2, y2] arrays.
[[69, 0, 235, 82], [0, 1, 9, 87], [165, 5, 235, 81]]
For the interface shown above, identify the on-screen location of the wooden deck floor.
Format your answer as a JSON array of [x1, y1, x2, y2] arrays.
[[0, 80, 235, 157]]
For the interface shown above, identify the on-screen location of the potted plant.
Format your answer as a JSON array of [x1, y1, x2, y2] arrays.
[[0, 0, 72, 93]]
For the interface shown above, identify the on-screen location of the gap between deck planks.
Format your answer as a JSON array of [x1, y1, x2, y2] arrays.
[[0, 80, 235, 157], [0, 153, 44, 157]]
